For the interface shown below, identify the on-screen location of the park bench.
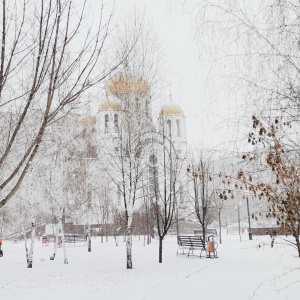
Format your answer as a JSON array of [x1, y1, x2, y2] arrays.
[[177, 235, 206, 258]]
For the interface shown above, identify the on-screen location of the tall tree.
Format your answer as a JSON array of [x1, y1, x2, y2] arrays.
[[246, 116, 300, 256], [97, 9, 162, 269], [150, 131, 184, 263], [187, 154, 217, 242], [0, 0, 132, 209]]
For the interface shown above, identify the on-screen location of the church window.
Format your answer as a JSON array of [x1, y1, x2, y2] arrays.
[[167, 120, 171, 136], [114, 114, 118, 133], [176, 119, 181, 136], [180, 185, 184, 203], [105, 114, 109, 133], [135, 97, 139, 112]]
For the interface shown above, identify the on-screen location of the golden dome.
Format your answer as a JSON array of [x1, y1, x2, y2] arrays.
[[98, 102, 123, 111], [79, 116, 96, 126], [106, 76, 150, 96], [160, 105, 184, 116]]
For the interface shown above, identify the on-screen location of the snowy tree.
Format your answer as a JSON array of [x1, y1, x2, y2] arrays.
[[241, 117, 300, 256], [95, 185, 114, 243], [149, 131, 184, 263], [96, 10, 162, 269], [0, 0, 133, 209], [186, 154, 218, 242]]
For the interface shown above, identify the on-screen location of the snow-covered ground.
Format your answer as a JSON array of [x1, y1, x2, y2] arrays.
[[0, 234, 300, 300]]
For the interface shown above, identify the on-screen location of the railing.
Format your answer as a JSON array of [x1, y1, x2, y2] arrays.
[[64, 234, 86, 243]]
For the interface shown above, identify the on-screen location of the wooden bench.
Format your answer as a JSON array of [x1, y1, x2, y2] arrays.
[[177, 235, 206, 258], [194, 229, 218, 237]]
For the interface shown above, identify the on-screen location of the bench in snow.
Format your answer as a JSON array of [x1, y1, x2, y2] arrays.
[[177, 235, 206, 258]]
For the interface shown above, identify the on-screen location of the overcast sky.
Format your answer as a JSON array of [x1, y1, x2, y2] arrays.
[[103, 0, 249, 154]]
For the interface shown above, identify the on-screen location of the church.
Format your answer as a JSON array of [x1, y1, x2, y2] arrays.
[[74, 74, 189, 224], [7, 73, 190, 235]]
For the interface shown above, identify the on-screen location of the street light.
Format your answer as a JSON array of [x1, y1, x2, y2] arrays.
[[246, 197, 252, 240]]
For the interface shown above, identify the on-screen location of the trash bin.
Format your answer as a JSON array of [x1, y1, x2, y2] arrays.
[[207, 241, 214, 253], [42, 235, 48, 246], [206, 235, 218, 258]]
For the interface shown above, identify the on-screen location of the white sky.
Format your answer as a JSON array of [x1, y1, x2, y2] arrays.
[[103, 0, 248, 153]]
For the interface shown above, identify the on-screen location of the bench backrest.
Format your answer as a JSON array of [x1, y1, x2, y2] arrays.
[[178, 236, 205, 248]]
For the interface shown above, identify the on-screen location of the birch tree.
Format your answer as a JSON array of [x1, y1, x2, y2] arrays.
[[98, 9, 162, 269], [191, 0, 300, 131], [0, 0, 133, 209], [44, 152, 69, 264]]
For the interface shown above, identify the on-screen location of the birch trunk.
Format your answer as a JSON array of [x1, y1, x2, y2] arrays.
[[126, 227, 133, 269], [106, 225, 108, 242], [87, 224, 91, 252], [60, 220, 68, 264], [50, 223, 59, 260], [27, 222, 35, 268], [114, 230, 118, 246], [21, 224, 29, 263]]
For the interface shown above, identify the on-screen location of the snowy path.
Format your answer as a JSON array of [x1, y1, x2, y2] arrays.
[[0, 235, 300, 300]]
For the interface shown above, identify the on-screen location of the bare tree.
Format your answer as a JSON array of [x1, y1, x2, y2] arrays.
[[0, 0, 133, 209], [186, 153, 217, 242], [244, 116, 300, 256], [96, 9, 163, 269], [150, 131, 184, 263], [94, 184, 113, 243]]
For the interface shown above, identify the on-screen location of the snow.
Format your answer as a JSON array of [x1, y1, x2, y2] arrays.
[[0, 234, 300, 300]]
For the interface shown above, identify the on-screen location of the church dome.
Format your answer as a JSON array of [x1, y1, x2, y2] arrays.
[[98, 102, 123, 112], [106, 75, 150, 96], [160, 105, 184, 116], [78, 116, 96, 126]]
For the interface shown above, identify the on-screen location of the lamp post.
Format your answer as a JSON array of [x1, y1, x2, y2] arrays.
[[246, 197, 252, 240]]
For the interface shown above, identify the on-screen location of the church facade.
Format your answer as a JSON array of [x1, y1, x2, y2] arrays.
[[16, 74, 190, 229]]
